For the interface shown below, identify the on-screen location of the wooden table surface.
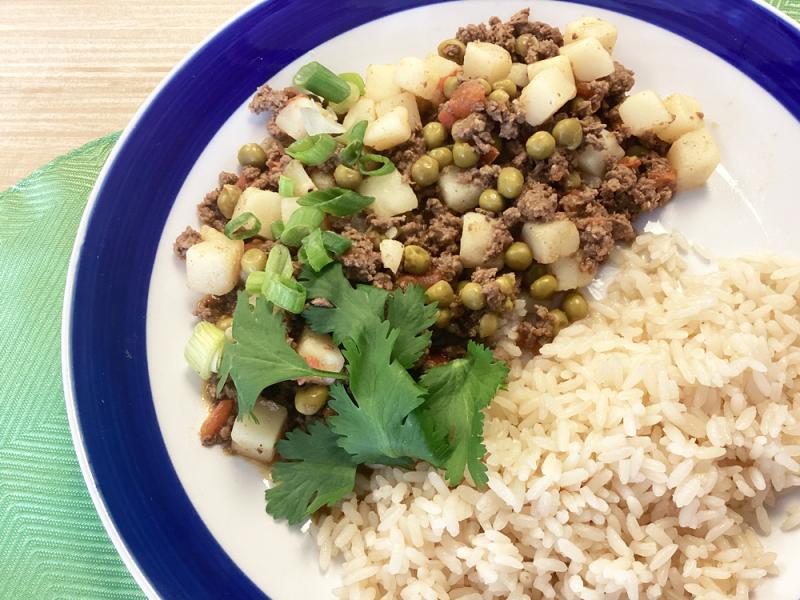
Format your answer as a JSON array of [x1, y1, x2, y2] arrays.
[[0, 0, 252, 190]]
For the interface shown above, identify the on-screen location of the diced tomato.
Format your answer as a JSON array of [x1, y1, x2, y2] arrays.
[[481, 146, 500, 165], [619, 156, 642, 170], [200, 398, 234, 443], [437, 80, 486, 129]]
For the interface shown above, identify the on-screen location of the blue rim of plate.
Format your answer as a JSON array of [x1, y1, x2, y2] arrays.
[[62, 1, 800, 598]]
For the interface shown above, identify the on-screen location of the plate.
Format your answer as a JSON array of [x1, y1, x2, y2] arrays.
[[62, 1, 800, 598]]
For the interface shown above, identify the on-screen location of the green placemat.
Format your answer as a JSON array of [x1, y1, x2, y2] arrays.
[[1, 5, 798, 598]]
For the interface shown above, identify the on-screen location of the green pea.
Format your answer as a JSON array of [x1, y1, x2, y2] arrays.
[[403, 244, 431, 275], [565, 170, 582, 189], [423, 122, 447, 149], [443, 76, 460, 99], [438, 38, 466, 64], [334, 164, 363, 190], [496, 273, 516, 296], [216, 184, 241, 219], [478, 189, 504, 213], [429, 146, 453, 167], [552, 118, 583, 150], [497, 166, 525, 199], [450, 119, 468, 142], [504, 241, 534, 271], [515, 33, 533, 58], [237, 143, 268, 168], [411, 156, 440, 187], [523, 263, 548, 286], [493, 79, 517, 98], [240, 248, 267, 276], [562, 291, 589, 321], [435, 308, 452, 329], [488, 89, 510, 105], [478, 313, 499, 338], [452, 142, 479, 168], [294, 385, 329, 416], [459, 282, 486, 310], [425, 281, 455, 307], [551, 309, 570, 334], [529, 274, 558, 300], [475, 78, 493, 95], [526, 131, 556, 160]]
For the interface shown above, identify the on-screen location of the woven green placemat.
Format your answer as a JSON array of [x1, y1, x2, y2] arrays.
[[1, 5, 798, 598]]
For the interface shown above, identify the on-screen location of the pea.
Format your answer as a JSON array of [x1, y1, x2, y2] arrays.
[[515, 33, 533, 58], [502, 298, 514, 312], [562, 291, 589, 321], [526, 131, 556, 160], [565, 170, 582, 190], [504, 241, 534, 271], [475, 78, 493, 95], [493, 79, 517, 98], [438, 38, 466, 64], [435, 308, 452, 328], [452, 142, 479, 168], [479, 313, 499, 338], [456, 281, 469, 294], [334, 164, 363, 190], [216, 184, 241, 219], [459, 282, 486, 310], [551, 309, 570, 334], [411, 156, 440, 187], [294, 385, 329, 416], [530, 274, 558, 300], [423, 122, 447, 149], [488, 89, 510, 105], [552, 118, 583, 150], [425, 280, 455, 307], [215, 315, 233, 331], [523, 263, 548, 286], [443, 76, 460, 99], [240, 247, 267, 276], [478, 189, 504, 213], [237, 143, 267, 168], [450, 119, 467, 142], [429, 146, 453, 167], [403, 244, 431, 275], [627, 144, 648, 157], [496, 273, 516, 296], [497, 166, 525, 199]]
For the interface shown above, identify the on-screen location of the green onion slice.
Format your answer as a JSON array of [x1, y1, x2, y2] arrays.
[[245, 271, 266, 295], [339, 72, 365, 95], [301, 229, 333, 272], [286, 134, 337, 166], [293, 62, 351, 103], [358, 153, 396, 176], [321, 231, 352, 255], [270, 221, 285, 240], [264, 274, 307, 314], [184, 321, 225, 380], [296, 188, 374, 217], [224, 212, 262, 240], [280, 206, 325, 246], [278, 175, 295, 197], [265, 244, 295, 279], [339, 141, 363, 167]]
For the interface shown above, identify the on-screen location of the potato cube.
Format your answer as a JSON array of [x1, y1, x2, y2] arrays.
[[232, 187, 282, 239], [280, 197, 300, 223], [521, 220, 580, 264], [274, 96, 329, 140], [342, 97, 377, 131], [186, 238, 243, 296], [618, 90, 673, 136], [282, 159, 316, 195], [297, 329, 345, 374], [359, 169, 418, 217], [424, 53, 459, 103], [563, 17, 618, 53], [364, 106, 412, 151], [575, 130, 624, 176], [230, 400, 288, 463], [380, 239, 404, 273], [377, 92, 422, 130], [364, 64, 401, 101], [463, 41, 512, 83], [667, 128, 720, 191], [519, 67, 577, 126], [460, 212, 495, 268], [438, 166, 482, 213], [527, 55, 574, 83], [509, 62, 529, 88], [394, 57, 433, 100], [550, 256, 594, 290], [655, 94, 704, 143], [559, 37, 614, 81]]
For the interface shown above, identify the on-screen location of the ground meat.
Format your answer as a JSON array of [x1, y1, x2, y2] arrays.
[[604, 62, 635, 100], [575, 215, 616, 272], [451, 112, 495, 154], [193, 290, 237, 322], [418, 198, 463, 255], [501, 206, 523, 229], [385, 131, 427, 183], [238, 145, 292, 191], [483, 99, 527, 140], [471, 267, 508, 312], [521, 21, 563, 62], [431, 253, 464, 283], [249, 85, 300, 144], [456, 17, 516, 54], [174, 226, 202, 259], [454, 9, 563, 61], [366, 214, 408, 236], [599, 162, 638, 213], [484, 215, 513, 265], [517, 181, 558, 221], [580, 116, 609, 149], [457, 164, 501, 188], [517, 305, 556, 350], [339, 227, 383, 283], [547, 151, 570, 183], [559, 187, 601, 217], [574, 80, 611, 116], [204, 374, 237, 403], [635, 131, 671, 155], [244, 238, 276, 255], [631, 156, 676, 212], [197, 171, 238, 230]]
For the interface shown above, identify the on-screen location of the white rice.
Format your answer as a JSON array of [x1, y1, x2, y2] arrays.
[[316, 233, 800, 599]]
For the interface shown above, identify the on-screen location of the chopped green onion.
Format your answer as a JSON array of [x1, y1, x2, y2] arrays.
[[271, 221, 285, 240], [339, 72, 365, 95], [296, 188, 374, 217], [293, 62, 351, 103], [184, 321, 225, 380], [297, 246, 309, 264], [345, 120, 368, 144], [322, 231, 352, 255], [301, 229, 333, 272], [245, 271, 266, 295], [224, 212, 262, 240], [358, 153, 396, 176], [278, 175, 295, 197], [339, 120, 369, 167], [265, 244, 295, 279], [286, 134, 337, 166], [264, 274, 307, 314], [280, 206, 325, 246]]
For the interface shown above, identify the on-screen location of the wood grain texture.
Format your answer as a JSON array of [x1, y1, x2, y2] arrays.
[[0, 0, 252, 190]]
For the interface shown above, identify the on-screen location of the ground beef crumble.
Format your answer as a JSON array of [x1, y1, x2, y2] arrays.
[[173, 226, 201, 259], [193, 291, 237, 322]]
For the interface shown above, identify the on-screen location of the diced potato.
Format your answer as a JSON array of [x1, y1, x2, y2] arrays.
[[342, 97, 377, 131], [274, 96, 330, 140], [359, 169, 418, 217], [364, 64, 402, 101], [563, 17, 618, 53], [550, 256, 594, 290], [460, 212, 494, 268], [424, 53, 459, 103], [463, 41, 512, 83], [280, 197, 300, 223], [297, 329, 345, 373], [521, 220, 580, 264], [519, 67, 577, 126], [380, 239, 404, 273], [667, 128, 720, 191], [230, 400, 288, 463], [618, 90, 673, 136], [328, 82, 361, 115], [559, 37, 614, 81], [231, 187, 282, 239], [527, 55, 574, 83], [364, 106, 412, 151], [655, 94, 704, 143], [509, 62, 530, 88], [575, 129, 624, 176], [186, 230, 244, 296], [310, 170, 335, 190], [438, 166, 482, 213], [377, 92, 422, 130], [394, 57, 435, 101], [282, 159, 316, 195]]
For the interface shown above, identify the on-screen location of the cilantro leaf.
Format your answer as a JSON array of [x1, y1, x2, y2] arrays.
[[218, 293, 345, 416], [386, 284, 438, 368], [265, 421, 357, 525], [418, 342, 509, 486], [328, 320, 440, 466]]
